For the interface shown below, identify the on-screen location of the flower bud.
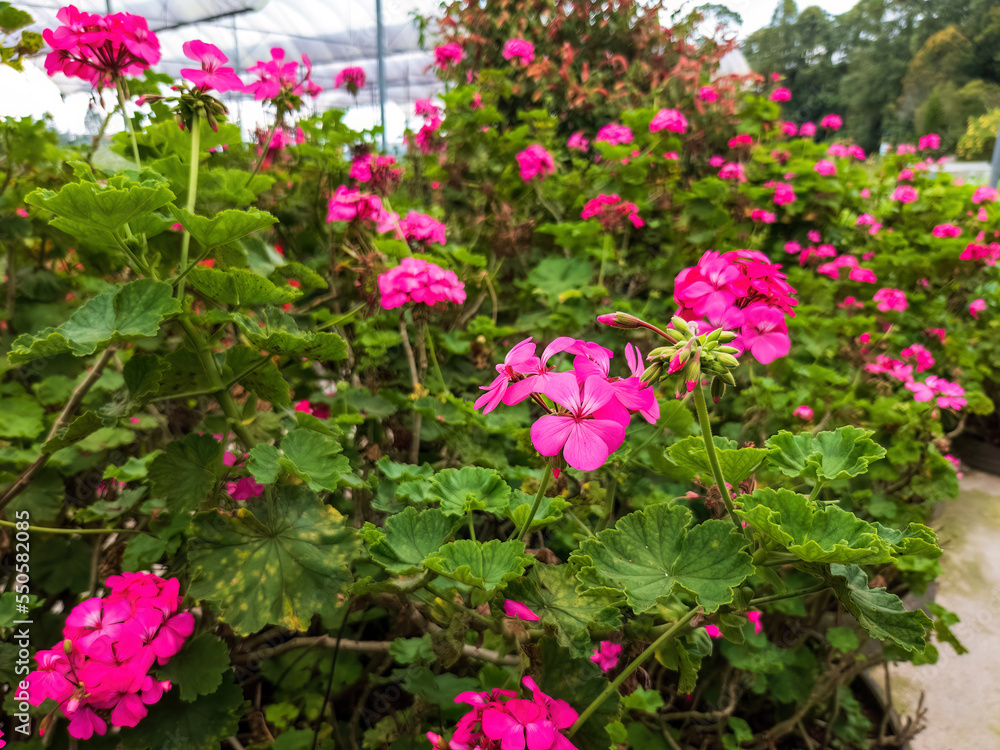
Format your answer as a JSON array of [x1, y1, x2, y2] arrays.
[[719, 369, 737, 387], [639, 361, 663, 384], [718, 345, 740, 354], [718, 331, 738, 343], [597, 311, 642, 328], [716, 352, 741, 369], [711, 376, 727, 402], [670, 316, 694, 338], [63, 638, 73, 655], [706, 328, 723, 343]]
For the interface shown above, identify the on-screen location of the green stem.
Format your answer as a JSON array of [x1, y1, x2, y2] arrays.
[[749, 582, 829, 606], [693, 384, 751, 541], [508, 467, 553, 542], [596, 476, 618, 534], [597, 233, 613, 289], [425, 327, 449, 395], [115, 79, 141, 172], [807, 480, 826, 503], [315, 303, 366, 331], [568, 607, 700, 737], [467, 511, 476, 541], [246, 106, 283, 187], [177, 315, 255, 449], [150, 356, 272, 402], [0, 519, 142, 535], [177, 111, 201, 300]]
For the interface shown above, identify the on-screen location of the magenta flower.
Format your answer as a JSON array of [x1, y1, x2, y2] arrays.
[[820, 114, 842, 130], [517, 144, 555, 182], [793, 405, 814, 420], [891, 186, 918, 204], [503, 600, 541, 621], [848, 267, 877, 283], [918, 133, 940, 150], [698, 86, 718, 102], [433, 43, 465, 68], [896, 143, 916, 155], [814, 159, 836, 176], [972, 186, 999, 204], [378, 257, 466, 309], [567, 131, 589, 150], [771, 183, 795, 205], [650, 108, 688, 134], [502, 38, 535, 64], [737, 304, 791, 364], [873, 288, 908, 313], [399, 211, 447, 247], [932, 224, 962, 238], [334, 65, 366, 94], [227, 477, 264, 501], [581, 194, 643, 230], [770, 88, 791, 102], [718, 162, 746, 182], [590, 641, 622, 672], [747, 611, 763, 634], [245, 47, 322, 105], [474, 337, 541, 413], [799, 122, 816, 137], [970, 298, 987, 318], [326, 185, 398, 233], [729, 134, 753, 148], [180, 40, 244, 93], [530, 373, 626, 471], [705, 624, 723, 638], [595, 122, 634, 146], [414, 98, 438, 117], [781, 121, 797, 136], [901, 344, 935, 372], [751, 209, 776, 223]]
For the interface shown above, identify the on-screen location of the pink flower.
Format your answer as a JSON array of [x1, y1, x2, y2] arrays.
[[784, 241, 801, 254], [848, 145, 866, 159], [180, 40, 244, 93], [933, 224, 962, 238], [925, 328, 946, 343], [944, 453, 963, 478], [848, 267, 877, 283], [751, 209, 776, 223], [414, 98, 438, 117], [781, 121, 798, 136], [245, 47, 322, 105], [737, 304, 791, 364], [747, 611, 763, 634], [650, 108, 688, 134], [808, 231, 822, 244], [729, 134, 753, 148], [503, 600, 541, 621], [814, 160, 836, 176], [294, 400, 330, 419], [918, 133, 941, 150], [399, 211, 447, 247], [698, 86, 717, 102], [928, 376, 966, 410], [891, 186, 918, 203], [502, 38, 535, 64], [581, 194, 643, 230], [872, 288, 908, 312], [475, 338, 540, 413], [799, 122, 816, 137], [970, 298, 987, 318], [793, 405, 814, 420], [705, 624, 723, 638], [663, 151, 679, 160], [334, 66, 366, 94], [896, 143, 916, 155], [378, 257, 466, 309], [227, 477, 264, 501], [838, 296, 864, 309], [433, 43, 464, 68], [861, 188, 871, 198], [568, 131, 589, 150], [972, 186, 999, 204], [820, 114, 842, 130], [530, 373, 626, 471], [15, 207, 28, 218], [771, 183, 796, 205], [828, 144, 849, 157], [590, 641, 623, 672], [901, 344, 935, 372], [595, 122, 633, 146], [326, 185, 397, 233], [770, 88, 791, 102], [718, 162, 746, 182], [517, 144, 555, 182], [898, 168, 914, 181]]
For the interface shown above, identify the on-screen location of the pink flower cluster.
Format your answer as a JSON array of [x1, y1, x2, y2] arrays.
[[567, 131, 589, 151], [674, 250, 797, 364], [378, 257, 466, 309], [517, 144, 555, 182], [595, 123, 633, 146], [43, 5, 160, 89], [650, 108, 688, 134], [334, 66, 366, 94], [820, 114, 842, 130], [590, 641, 622, 671], [502, 38, 535, 64], [180, 40, 243, 93], [245, 47, 321, 104], [972, 186, 999, 204], [427, 677, 579, 750], [905, 376, 967, 410], [327, 185, 397, 233], [872, 288, 908, 313], [768, 181, 796, 205], [698, 86, 718, 102], [770, 88, 791, 102], [891, 186, 918, 204], [349, 153, 403, 195], [24, 573, 193, 739], [434, 43, 465, 68], [960, 241, 1000, 265], [827, 143, 866, 159], [475, 338, 658, 471], [918, 133, 941, 150], [399, 211, 447, 247], [581, 193, 643, 230]]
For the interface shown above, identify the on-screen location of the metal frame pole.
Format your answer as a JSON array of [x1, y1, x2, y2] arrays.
[[375, 0, 388, 152], [990, 117, 1000, 189]]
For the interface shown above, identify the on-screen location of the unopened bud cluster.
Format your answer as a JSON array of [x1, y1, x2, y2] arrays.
[[643, 316, 741, 399]]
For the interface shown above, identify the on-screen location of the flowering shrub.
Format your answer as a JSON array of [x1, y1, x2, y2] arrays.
[[0, 1, 990, 749]]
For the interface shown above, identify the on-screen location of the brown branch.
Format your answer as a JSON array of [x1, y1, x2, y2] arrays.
[[239, 635, 519, 666]]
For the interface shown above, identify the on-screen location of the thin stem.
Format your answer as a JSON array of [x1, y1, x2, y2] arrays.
[[807, 480, 825, 503], [508, 468, 553, 543], [425, 326, 449, 395], [399, 312, 422, 463], [693, 383, 751, 541], [467, 511, 476, 541], [150, 356, 272, 402], [177, 111, 202, 300], [115, 79, 141, 171], [0, 519, 142, 535], [246, 106, 283, 187], [749, 582, 829, 606], [567, 607, 700, 737]]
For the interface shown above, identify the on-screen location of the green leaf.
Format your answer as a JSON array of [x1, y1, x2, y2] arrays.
[[361, 506, 456, 575], [187, 486, 359, 634], [826, 564, 932, 652], [188, 267, 300, 307], [667, 435, 767, 485], [277, 428, 351, 492], [871, 521, 942, 559], [526, 256, 594, 305], [0, 396, 44, 439], [155, 633, 231, 701], [43, 411, 105, 452], [504, 565, 622, 656], [826, 626, 860, 654], [423, 539, 532, 593], [0, 4, 34, 32], [765, 426, 886, 481], [571, 504, 754, 614], [428, 466, 511, 518], [505, 489, 571, 531], [388, 634, 435, 665], [8, 279, 182, 364], [224, 346, 289, 407], [171, 207, 277, 249], [247, 443, 281, 484], [236, 311, 347, 360], [118, 677, 245, 750], [147, 433, 222, 513], [26, 180, 175, 236], [735, 488, 894, 564]]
